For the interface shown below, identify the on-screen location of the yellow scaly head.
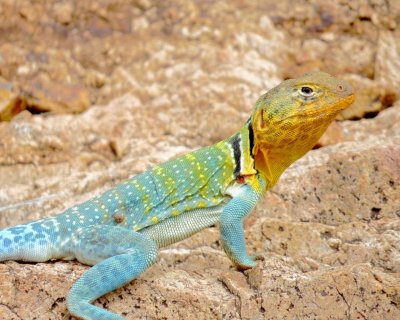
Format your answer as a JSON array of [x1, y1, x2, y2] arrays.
[[251, 71, 354, 187]]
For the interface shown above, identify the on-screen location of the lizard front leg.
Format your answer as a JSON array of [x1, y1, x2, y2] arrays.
[[66, 225, 158, 320], [220, 175, 266, 270]]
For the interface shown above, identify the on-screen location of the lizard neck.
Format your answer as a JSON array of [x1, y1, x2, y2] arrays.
[[252, 115, 335, 188], [230, 121, 286, 189], [226, 115, 331, 190], [226, 121, 258, 179]]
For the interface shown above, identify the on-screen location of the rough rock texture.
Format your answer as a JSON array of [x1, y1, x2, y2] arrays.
[[0, 0, 399, 122], [0, 101, 399, 319], [0, 1, 400, 319]]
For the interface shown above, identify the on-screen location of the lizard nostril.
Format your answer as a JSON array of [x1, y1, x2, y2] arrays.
[[337, 85, 344, 92]]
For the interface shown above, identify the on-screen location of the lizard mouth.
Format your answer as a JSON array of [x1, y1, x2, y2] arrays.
[[300, 93, 355, 118], [328, 93, 355, 111]]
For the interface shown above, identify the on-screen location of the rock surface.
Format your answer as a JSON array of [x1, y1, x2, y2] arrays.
[[0, 0, 399, 122], [0, 1, 400, 320], [0, 101, 399, 319]]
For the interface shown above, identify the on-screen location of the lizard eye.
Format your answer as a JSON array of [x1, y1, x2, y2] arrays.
[[299, 86, 314, 97]]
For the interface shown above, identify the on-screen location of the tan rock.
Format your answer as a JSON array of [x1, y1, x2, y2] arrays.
[[338, 74, 398, 120], [319, 101, 400, 147], [249, 257, 400, 320], [53, 1, 74, 25], [317, 121, 344, 147], [1, 0, 399, 122], [1, 97, 399, 318], [375, 30, 400, 90], [0, 82, 27, 122], [339, 102, 400, 143], [0, 1, 399, 319], [23, 76, 91, 114]]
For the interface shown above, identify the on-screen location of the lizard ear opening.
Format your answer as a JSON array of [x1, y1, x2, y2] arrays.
[[253, 108, 266, 131]]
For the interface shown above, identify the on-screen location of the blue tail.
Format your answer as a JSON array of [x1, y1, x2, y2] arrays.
[[0, 218, 67, 262]]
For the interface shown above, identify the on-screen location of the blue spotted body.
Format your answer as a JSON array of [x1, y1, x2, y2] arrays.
[[0, 72, 355, 320], [0, 141, 240, 260]]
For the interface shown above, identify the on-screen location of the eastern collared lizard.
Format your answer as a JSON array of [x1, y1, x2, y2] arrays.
[[0, 71, 354, 320]]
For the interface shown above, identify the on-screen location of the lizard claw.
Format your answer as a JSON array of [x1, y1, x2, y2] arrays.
[[235, 253, 264, 271]]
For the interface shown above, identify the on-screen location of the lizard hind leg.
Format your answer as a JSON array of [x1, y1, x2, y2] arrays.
[[66, 225, 158, 320]]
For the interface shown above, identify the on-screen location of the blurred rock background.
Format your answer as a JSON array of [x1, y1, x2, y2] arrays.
[[0, 1, 399, 319]]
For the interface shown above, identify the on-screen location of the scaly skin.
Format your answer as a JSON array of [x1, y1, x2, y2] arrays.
[[0, 71, 354, 320]]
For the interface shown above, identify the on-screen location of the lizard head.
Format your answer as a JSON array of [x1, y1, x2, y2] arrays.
[[251, 71, 354, 149], [249, 71, 354, 186]]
